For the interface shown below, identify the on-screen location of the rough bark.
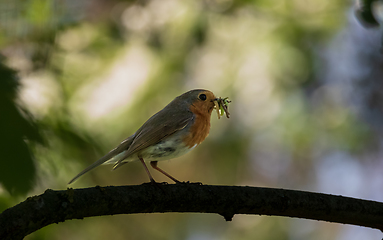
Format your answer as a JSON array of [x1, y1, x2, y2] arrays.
[[1, 183, 383, 239]]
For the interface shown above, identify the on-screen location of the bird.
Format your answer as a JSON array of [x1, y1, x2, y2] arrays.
[[68, 89, 218, 184]]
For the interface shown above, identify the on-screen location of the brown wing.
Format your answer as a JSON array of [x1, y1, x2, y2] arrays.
[[113, 105, 194, 167]]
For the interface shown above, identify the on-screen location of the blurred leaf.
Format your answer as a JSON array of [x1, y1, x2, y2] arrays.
[[355, 0, 380, 28], [0, 60, 42, 196], [25, 0, 53, 27]]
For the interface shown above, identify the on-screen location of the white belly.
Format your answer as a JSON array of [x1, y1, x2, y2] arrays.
[[139, 138, 196, 161], [105, 134, 197, 164]]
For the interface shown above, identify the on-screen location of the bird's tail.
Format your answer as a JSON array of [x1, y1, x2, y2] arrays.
[[68, 136, 134, 184]]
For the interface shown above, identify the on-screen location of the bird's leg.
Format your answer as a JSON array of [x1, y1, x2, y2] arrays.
[[139, 157, 156, 183], [150, 161, 180, 183]]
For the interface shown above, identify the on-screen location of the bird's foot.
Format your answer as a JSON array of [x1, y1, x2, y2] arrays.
[[141, 180, 168, 192]]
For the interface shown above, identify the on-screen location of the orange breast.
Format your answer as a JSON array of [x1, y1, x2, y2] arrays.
[[183, 102, 213, 148]]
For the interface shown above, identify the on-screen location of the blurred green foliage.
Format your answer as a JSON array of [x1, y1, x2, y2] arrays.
[[0, 61, 41, 196], [1, 0, 382, 239], [26, 0, 52, 26]]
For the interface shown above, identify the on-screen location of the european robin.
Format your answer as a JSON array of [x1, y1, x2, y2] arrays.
[[68, 89, 221, 184]]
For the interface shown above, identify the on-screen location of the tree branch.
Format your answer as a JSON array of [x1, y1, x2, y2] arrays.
[[1, 184, 383, 239]]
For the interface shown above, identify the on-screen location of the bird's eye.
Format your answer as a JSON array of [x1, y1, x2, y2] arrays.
[[199, 94, 207, 101]]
